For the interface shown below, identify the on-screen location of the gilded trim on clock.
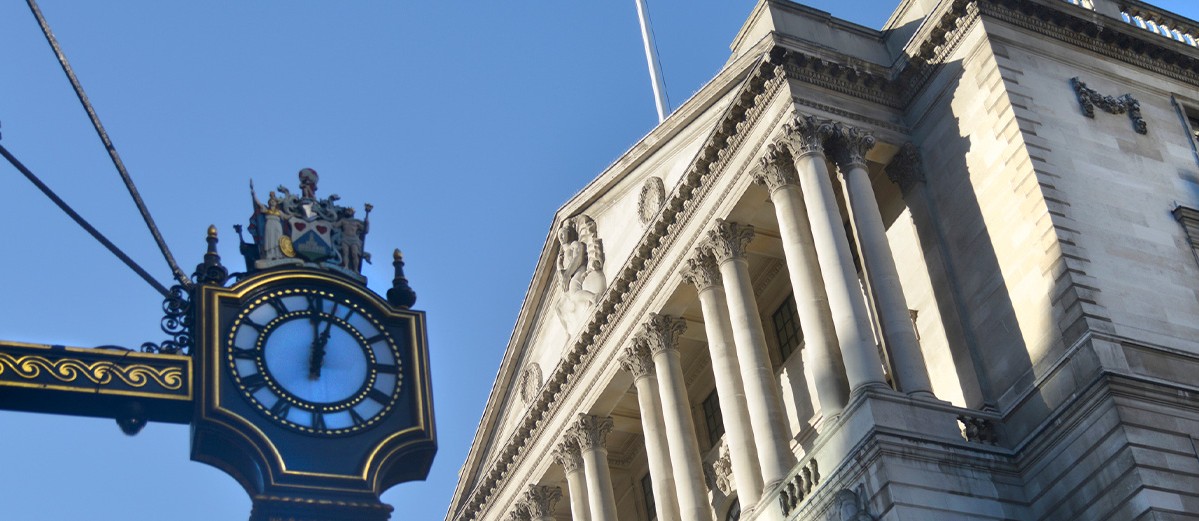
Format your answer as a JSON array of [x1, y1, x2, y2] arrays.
[[0, 352, 184, 390]]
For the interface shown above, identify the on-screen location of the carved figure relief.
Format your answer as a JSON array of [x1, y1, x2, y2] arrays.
[[637, 176, 665, 225], [554, 214, 606, 333], [517, 363, 542, 405]]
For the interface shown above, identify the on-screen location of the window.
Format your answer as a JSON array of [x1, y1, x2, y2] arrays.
[[641, 472, 656, 520], [771, 293, 803, 363], [702, 390, 724, 447], [725, 499, 741, 521], [1188, 112, 1199, 144]]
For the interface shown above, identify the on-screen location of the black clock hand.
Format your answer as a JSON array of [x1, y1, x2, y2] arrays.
[[308, 320, 333, 379]]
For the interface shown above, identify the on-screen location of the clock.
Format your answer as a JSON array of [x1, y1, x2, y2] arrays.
[[192, 267, 435, 517], [225, 287, 402, 436]]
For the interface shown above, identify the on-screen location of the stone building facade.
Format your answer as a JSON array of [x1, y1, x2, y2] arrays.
[[448, 0, 1199, 519]]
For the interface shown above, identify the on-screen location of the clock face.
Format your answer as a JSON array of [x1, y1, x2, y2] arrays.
[[226, 288, 403, 435]]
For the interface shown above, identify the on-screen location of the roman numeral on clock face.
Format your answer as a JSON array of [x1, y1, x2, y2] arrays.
[[368, 389, 391, 404], [231, 346, 259, 360], [242, 373, 267, 393], [270, 398, 291, 418], [349, 408, 366, 426], [312, 412, 326, 430]]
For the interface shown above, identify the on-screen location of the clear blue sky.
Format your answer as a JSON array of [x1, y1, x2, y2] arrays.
[[1, 1, 1195, 520]]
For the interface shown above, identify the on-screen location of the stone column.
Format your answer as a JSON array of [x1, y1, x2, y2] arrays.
[[619, 342, 681, 521], [753, 145, 851, 418], [568, 415, 618, 521], [778, 115, 888, 395], [831, 124, 934, 398], [682, 250, 764, 503], [553, 439, 591, 521], [639, 314, 714, 521], [707, 220, 795, 488], [513, 485, 562, 521]]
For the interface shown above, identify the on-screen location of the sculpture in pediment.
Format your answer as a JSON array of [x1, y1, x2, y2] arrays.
[[554, 214, 606, 333]]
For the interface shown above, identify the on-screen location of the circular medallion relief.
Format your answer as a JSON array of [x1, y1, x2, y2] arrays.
[[637, 176, 665, 225], [518, 363, 542, 405]]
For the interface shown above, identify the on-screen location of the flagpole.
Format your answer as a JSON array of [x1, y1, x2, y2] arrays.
[[634, 0, 670, 123]]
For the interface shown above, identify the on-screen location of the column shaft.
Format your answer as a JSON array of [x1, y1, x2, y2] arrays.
[[763, 173, 850, 417], [632, 374, 681, 521], [790, 149, 887, 393], [581, 448, 618, 521], [707, 220, 795, 489], [641, 315, 713, 521], [695, 287, 764, 501], [564, 469, 591, 521], [554, 440, 591, 521], [839, 161, 933, 397]]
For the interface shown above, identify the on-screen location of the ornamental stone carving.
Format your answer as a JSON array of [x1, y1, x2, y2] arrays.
[[516, 485, 561, 520], [568, 414, 613, 451], [753, 142, 800, 193], [552, 437, 584, 473], [681, 248, 722, 291], [638, 176, 666, 225], [779, 114, 837, 158], [831, 484, 877, 521], [884, 143, 925, 192], [1070, 77, 1147, 134], [831, 123, 876, 169], [555, 214, 607, 333], [517, 363, 542, 405], [711, 444, 734, 495], [637, 313, 687, 357], [618, 340, 655, 380], [707, 219, 755, 263]]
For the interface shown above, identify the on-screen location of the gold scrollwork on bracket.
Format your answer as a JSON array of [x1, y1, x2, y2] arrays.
[[0, 352, 184, 390]]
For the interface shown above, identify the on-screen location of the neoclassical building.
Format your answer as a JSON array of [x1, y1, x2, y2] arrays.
[[448, 0, 1199, 519]]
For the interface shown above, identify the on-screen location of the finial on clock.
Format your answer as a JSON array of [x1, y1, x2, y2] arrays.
[[387, 248, 417, 309]]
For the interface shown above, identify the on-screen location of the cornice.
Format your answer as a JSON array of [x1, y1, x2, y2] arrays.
[[449, 51, 789, 521]]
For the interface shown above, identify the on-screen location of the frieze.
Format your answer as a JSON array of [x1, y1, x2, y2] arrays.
[[453, 55, 788, 520], [976, 0, 1199, 88]]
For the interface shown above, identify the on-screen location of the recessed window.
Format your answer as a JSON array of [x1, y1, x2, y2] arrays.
[[725, 499, 741, 521], [702, 389, 725, 447], [771, 293, 803, 363], [641, 472, 656, 521]]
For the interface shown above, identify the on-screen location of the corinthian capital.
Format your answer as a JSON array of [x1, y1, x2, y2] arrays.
[[619, 339, 655, 379], [884, 143, 925, 192], [568, 414, 613, 451], [831, 123, 876, 170], [707, 219, 755, 263], [682, 248, 722, 291], [752, 143, 799, 192], [779, 114, 836, 158], [519, 485, 562, 519], [552, 437, 584, 472], [638, 313, 687, 356]]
